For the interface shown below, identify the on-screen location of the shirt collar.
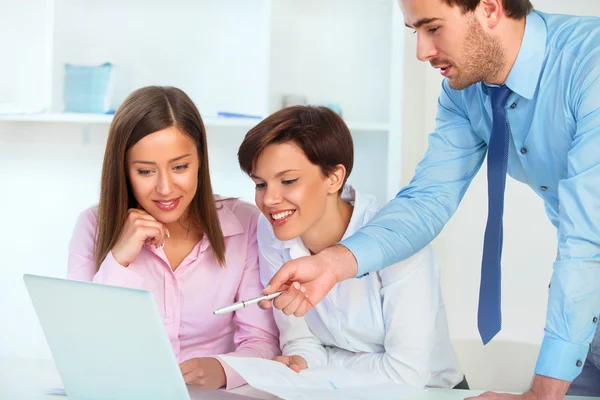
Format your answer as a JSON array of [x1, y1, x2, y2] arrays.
[[215, 199, 244, 237], [503, 10, 547, 100]]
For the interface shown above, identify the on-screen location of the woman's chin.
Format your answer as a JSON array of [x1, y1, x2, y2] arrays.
[[147, 209, 182, 226], [273, 226, 301, 242]]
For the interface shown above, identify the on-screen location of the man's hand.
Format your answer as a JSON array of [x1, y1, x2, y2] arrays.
[[273, 355, 308, 373], [179, 357, 226, 389], [261, 245, 358, 316], [465, 375, 570, 400]]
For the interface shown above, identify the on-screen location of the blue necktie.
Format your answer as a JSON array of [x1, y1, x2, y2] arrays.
[[478, 85, 512, 345]]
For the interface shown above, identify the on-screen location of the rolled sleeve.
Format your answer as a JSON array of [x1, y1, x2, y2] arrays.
[[536, 336, 591, 380], [536, 260, 600, 380], [342, 232, 389, 277], [536, 49, 600, 380], [215, 356, 247, 390]]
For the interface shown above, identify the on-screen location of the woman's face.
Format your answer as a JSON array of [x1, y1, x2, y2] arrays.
[[126, 126, 199, 224], [251, 142, 334, 241]]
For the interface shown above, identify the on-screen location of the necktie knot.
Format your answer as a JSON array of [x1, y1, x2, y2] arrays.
[[489, 85, 512, 110]]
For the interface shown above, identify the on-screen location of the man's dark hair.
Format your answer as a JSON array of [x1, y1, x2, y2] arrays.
[[441, 0, 533, 19]]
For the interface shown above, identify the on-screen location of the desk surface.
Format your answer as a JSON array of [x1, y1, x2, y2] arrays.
[[0, 357, 596, 400]]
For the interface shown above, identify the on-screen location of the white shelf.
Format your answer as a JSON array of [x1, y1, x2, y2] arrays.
[[0, 113, 389, 132], [0, 113, 261, 128], [0, 0, 403, 201], [346, 122, 389, 132], [0, 112, 113, 124]]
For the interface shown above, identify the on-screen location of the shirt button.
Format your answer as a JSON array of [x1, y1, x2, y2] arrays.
[[594, 316, 599, 323], [520, 147, 527, 154], [540, 186, 548, 191], [576, 360, 583, 367], [510, 103, 517, 109], [170, 279, 176, 285]]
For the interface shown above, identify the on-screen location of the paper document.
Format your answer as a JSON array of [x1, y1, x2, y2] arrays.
[[44, 387, 67, 396], [220, 356, 420, 400]]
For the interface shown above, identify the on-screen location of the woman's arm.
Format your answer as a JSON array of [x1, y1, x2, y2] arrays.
[[215, 210, 281, 390], [67, 207, 143, 288]]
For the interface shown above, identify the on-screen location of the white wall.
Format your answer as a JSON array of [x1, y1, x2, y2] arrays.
[[0, 0, 48, 112], [268, 0, 391, 122], [401, 0, 600, 346], [0, 0, 395, 360], [52, 0, 272, 117], [1, 0, 599, 362]]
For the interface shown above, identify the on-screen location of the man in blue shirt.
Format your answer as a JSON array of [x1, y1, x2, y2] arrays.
[[261, 0, 600, 398]]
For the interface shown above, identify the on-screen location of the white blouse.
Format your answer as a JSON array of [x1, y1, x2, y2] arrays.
[[257, 185, 464, 388]]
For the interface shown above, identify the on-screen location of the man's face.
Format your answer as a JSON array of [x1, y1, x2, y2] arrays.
[[400, 0, 504, 90]]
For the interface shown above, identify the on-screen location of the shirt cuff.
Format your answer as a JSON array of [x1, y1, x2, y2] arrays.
[[340, 232, 386, 277], [283, 348, 326, 369], [214, 356, 247, 390], [92, 251, 144, 288], [534, 336, 590, 381]]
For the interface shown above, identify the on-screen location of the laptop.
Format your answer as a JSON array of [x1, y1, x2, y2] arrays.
[[23, 274, 256, 400]]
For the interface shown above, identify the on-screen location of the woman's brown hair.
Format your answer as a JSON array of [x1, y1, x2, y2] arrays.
[[237, 105, 354, 192], [95, 86, 225, 269]]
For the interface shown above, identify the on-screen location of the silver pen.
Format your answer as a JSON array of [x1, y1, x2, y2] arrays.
[[213, 291, 284, 315]]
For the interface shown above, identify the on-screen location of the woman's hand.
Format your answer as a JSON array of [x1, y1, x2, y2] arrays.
[[179, 357, 226, 389], [111, 209, 169, 267], [273, 355, 308, 373]]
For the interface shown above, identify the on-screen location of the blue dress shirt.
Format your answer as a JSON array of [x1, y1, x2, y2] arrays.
[[342, 10, 600, 381]]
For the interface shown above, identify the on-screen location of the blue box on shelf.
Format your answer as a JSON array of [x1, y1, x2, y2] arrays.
[[63, 62, 113, 114]]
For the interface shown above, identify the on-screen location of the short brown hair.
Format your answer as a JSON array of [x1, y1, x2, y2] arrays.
[[238, 106, 354, 192], [96, 86, 226, 269], [441, 0, 533, 19]]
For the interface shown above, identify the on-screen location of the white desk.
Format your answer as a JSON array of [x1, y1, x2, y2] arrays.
[[1, 357, 596, 400], [0, 357, 276, 400]]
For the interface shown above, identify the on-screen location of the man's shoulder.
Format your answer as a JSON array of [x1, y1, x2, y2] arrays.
[[539, 11, 600, 60]]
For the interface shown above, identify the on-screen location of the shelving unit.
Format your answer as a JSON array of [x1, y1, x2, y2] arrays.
[[0, 0, 405, 201], [0, 113, 114, 124], [0, 112, 390, 133]]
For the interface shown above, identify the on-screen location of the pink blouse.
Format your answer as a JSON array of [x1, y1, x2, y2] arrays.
[[67, 198, 280, 389]]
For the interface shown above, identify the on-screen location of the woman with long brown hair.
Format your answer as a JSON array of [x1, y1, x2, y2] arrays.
[[67, 86, 279, 390]]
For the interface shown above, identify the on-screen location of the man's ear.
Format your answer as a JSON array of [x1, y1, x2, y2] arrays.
[[327, 164, 347, 194], [478, 0, 503, 29]]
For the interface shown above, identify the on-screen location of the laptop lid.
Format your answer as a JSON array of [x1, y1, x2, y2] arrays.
[[24, 274, 191, 400]]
